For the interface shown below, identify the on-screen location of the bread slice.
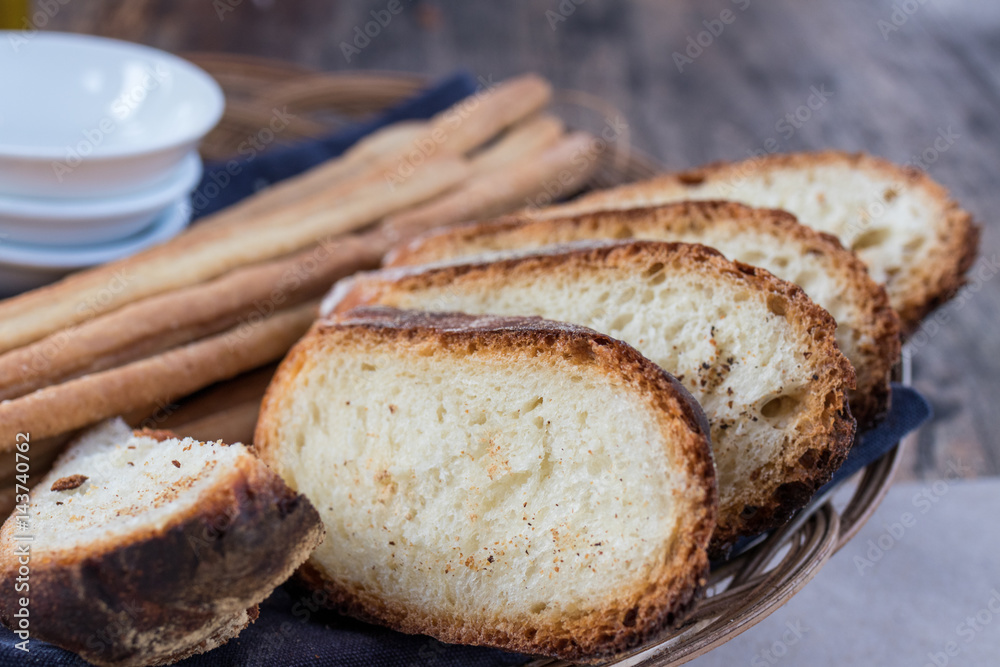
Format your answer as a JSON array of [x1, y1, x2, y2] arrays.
[[254, 307, 716, 660], [327, 242, 857, 552], [0, 419, 323, 667], [530, 151, 979, 334], [386, 200, 900, 428]]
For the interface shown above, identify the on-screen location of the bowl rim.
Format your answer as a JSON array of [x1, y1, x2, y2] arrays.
[[0, 197, 191, 268], [0, 31, 225, 160], [0, 152, 202, 219]]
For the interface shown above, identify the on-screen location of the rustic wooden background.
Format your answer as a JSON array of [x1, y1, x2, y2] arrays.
[[44, 0, 999, 482]]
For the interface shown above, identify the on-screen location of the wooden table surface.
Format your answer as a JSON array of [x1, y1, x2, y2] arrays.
[[46, 0, 999, 482]]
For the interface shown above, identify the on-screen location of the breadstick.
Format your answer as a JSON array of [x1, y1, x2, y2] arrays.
[[0, 110, 563, 400], [425, 73, 553, 155], [0, 234, 381, 400], [0, 128, 587, 440], [196, 121, 432, 235], [0, 156, 464, 355], [286, 75, 554, 216], [0, 119, 575, 401], [0, 303, 317, 449], [467, 113, 564, 176], [269, 74, 553, 207], [382, 132, 599, 242], [199, 73, 552, 228], [0, 75, 555, 353], [173, 75, 550, 239], [328, 121, 429, 174]]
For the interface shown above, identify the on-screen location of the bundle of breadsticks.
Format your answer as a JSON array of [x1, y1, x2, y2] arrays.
[[0, 74, 602, 503]]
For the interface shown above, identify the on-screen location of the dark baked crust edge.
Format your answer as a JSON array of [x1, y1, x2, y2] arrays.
[[0, 436, 323, 667], [545, 150, 980, 336], [383, 199, 900, 428], [331, 241, 857, 554], [255, 306, 717, 661]]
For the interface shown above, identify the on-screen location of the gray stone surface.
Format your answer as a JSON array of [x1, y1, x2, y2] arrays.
[[691, 478, 1000, 666]]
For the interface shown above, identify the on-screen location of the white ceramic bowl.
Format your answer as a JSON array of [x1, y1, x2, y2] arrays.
[[0, 152, 202, 245], [0, 32, 223, 199], [0, 198, 192, 298]]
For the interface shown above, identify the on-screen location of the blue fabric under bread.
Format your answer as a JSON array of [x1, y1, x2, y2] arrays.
[[0, 71, 932, 665], [824, 385, 930, 489]]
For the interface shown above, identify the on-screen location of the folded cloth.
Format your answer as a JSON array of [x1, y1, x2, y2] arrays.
[[0, 68, 933, 665]]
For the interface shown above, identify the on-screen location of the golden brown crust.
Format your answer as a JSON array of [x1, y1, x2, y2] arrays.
[[255, 307, 716, 660], [332, 241, 857, 554], [0, 434, 324, 667], [537, 150, 980, 336], [385, 200, 900, 427]]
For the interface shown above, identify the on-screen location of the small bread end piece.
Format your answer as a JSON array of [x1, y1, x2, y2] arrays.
[[0, 420, 324, 667]]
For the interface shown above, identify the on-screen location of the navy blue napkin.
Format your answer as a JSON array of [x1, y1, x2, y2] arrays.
[[719, 384, 932, 560], [0, 70, 933, 664], [823, 384, 931, 489]]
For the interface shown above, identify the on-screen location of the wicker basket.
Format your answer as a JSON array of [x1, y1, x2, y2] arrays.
[[182, 56, 905, 667]]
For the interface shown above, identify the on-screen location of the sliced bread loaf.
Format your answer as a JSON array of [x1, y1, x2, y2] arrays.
[[254, 307, 716, 660], [326, 242, 857, 552], [530, 151, 979, 333], [0, 419, 323, 667], [385, 200, 900, 428]]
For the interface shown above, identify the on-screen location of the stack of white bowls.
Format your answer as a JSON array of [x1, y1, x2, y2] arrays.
[[0, 32, 224, 297]]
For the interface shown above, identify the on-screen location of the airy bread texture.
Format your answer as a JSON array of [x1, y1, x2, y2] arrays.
[[531, 151, 979, 334], [255, 307, 716, 660], [327, 242, 857, 552], [0, 419, 323, 667], [386, 200, 900, 427]]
